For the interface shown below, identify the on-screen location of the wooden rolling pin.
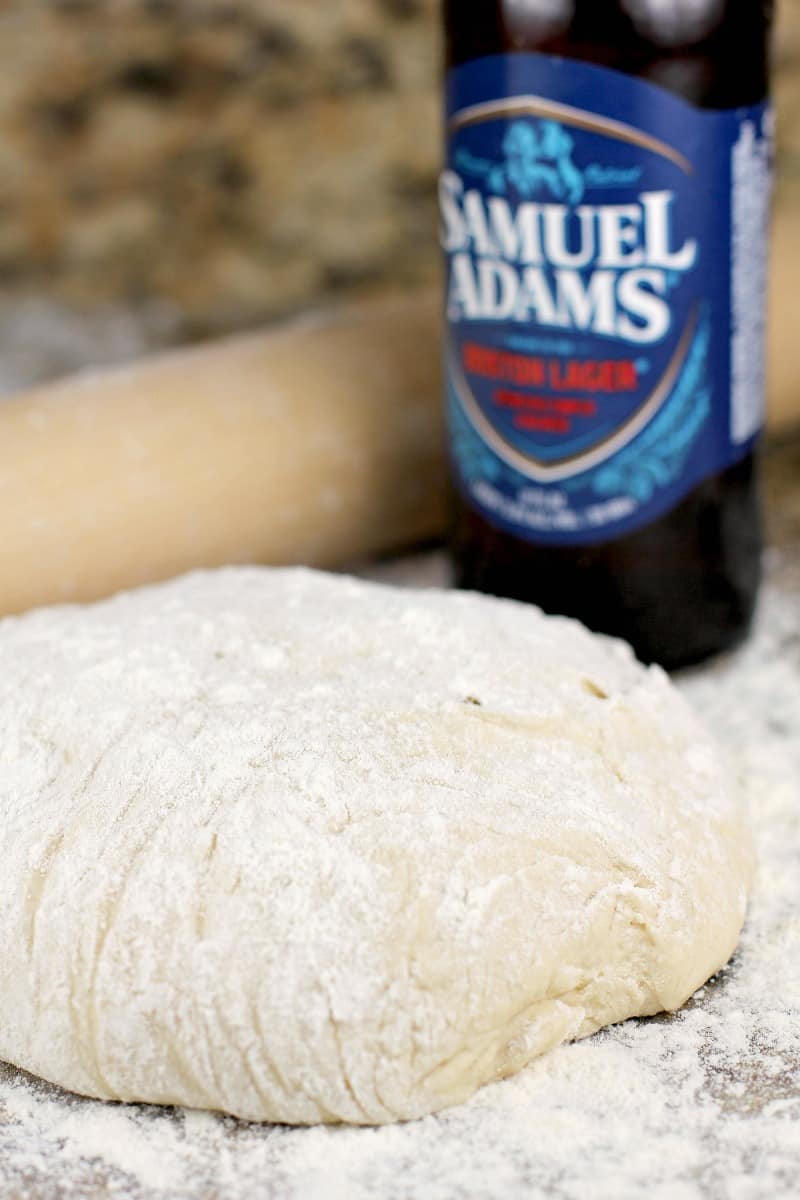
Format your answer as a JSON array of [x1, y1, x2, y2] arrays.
[[0, 293, 445, 617], [769, 180, 800, 438]]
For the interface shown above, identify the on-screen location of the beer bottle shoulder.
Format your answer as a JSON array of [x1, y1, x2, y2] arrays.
[[444, 1, 773, 108]]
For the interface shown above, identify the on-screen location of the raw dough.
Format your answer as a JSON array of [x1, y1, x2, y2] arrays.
[[0, 569, 751, 1125]]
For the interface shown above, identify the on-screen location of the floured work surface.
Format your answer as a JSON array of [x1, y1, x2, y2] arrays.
[[2, 492, 799, 1200]]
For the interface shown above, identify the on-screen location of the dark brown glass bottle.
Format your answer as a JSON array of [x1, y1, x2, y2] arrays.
[[443, 1, 774, 669]]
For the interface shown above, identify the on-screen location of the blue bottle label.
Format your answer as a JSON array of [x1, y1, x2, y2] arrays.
[[444, 53, 772, 545]]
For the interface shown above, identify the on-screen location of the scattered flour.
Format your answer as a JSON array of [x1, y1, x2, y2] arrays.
[[0, 554, 798, 1200]]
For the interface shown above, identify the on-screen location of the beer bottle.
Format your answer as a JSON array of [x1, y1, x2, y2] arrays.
[[442, 0, 774, 669]]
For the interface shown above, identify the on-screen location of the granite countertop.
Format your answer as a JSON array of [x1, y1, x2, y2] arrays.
[[1, 434, 798, 1200]]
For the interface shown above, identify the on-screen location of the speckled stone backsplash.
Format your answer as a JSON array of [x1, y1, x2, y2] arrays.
[[0, 0, 796, 387], [0, 0, 440, 380]]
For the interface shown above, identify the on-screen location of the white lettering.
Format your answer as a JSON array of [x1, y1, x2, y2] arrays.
[[597, 205, 644, 268], [476, 259, 519, 320], [463, 189, 497, 257], [542, 205, 596, 269], [617, 269, 671, 343], [516, 267, 560, 325], [447, 252, 481, 320], [555, 269, 618, 336], [439, 171, 467, 253], [642, 191, 698, 271], [440, 175, 697, 341], [487, 199, 544, 265]]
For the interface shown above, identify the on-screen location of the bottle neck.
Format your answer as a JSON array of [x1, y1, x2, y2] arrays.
[[444, 1, 773, 109]]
